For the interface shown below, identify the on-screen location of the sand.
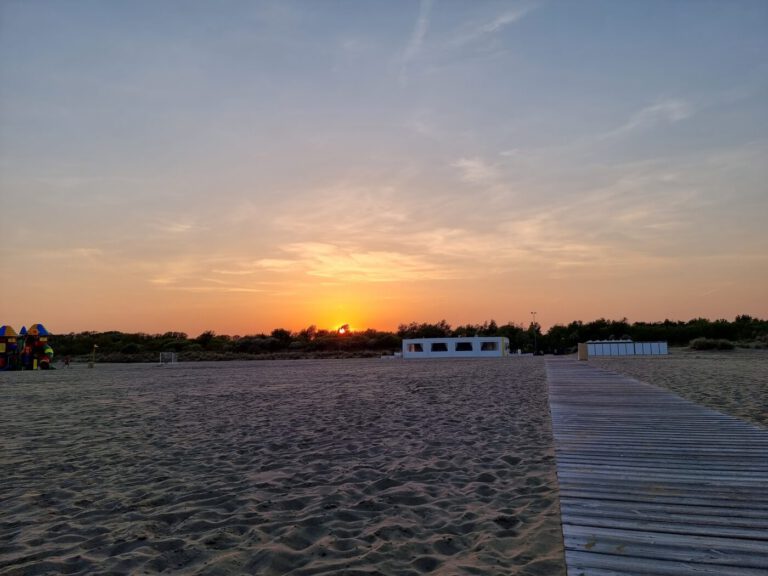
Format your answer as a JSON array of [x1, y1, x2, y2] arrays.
[[0, 358, 565, 575], [591, 348, 768, 429]]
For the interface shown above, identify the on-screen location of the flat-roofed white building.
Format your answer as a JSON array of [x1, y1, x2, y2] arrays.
[[402, 337, 510, 358]]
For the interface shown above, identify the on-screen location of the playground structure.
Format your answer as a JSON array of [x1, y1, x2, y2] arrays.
[[0, 323, 54, 370]]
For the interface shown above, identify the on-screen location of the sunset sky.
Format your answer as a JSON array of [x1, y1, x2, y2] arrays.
[[1, 0, 767, 336]]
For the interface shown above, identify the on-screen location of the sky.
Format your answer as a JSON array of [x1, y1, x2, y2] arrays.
[[1, 0, 767, 336]]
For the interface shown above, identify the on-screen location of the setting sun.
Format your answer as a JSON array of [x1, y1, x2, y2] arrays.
[[337, 324, 350, 335]]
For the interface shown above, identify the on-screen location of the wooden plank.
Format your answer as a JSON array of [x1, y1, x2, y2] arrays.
[[554, 434, 768, 443], [557, 450, 763, 466], [547, 358, 768, 576], [556, 454, 768, 466], [561, 513, 768, 540], [555, 469, 768, 485], [560, 499, 768, 522], [564, 525, 768, 567], [558, 478, 768, 491], [555, 461, 768, 477], [565, 550, 768, 576], [559, 488, 768, 509], [557, 487, 768, 505]]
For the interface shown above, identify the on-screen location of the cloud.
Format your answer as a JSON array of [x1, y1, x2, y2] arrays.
[[451, 3, 537, 47], [283, 242, 457, 282], [145, 255, 279, 293], [32, 175, 149, 191], [253, 258, 297, 271], [154, 285, 265, 293], [452, 157, 500, 185], [479, 8, 533, 34], [247, 146, 750, 290], [396, 220, 664, 283], [400, 0, 434, 82], [151, 219, 198, 234], [273, 181, 410, 238], [603, 99, 694, 139], [403, 0, 433, 62], [406, 108, 440, 138], [31, 247, 105, 260]]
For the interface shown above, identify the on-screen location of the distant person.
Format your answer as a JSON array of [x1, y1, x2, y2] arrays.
[[64, 355, 71, 368]]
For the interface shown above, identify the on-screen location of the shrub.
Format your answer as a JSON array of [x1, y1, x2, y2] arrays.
[[120, 343, 141, 354], [689, 337, 735, 350]]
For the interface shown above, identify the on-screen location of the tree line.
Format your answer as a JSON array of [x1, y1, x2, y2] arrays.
[[48, 315, 767, 362]]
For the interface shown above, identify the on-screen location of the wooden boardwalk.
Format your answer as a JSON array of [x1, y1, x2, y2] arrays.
[[546, 359, 768, 576]]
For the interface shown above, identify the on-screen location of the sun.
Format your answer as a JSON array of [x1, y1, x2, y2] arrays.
[[337, 324, 350, 335]]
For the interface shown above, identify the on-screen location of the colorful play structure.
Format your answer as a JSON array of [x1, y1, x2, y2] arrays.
[[0, 323, 54, 370]]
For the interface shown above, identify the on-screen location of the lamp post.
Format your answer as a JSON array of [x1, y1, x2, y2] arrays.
[[88, 344, 98, 369], [531, 311, 537, 355]]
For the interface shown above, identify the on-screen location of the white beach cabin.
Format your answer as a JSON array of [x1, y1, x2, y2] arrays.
[[402, 337, 510, 359]]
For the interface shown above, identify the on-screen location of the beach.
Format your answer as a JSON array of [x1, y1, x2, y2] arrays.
[[591, 348, 768, 429], [0, 358, 565, 575]]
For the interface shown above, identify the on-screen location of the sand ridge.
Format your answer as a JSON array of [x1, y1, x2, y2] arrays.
[[0, 358, 565, 575]]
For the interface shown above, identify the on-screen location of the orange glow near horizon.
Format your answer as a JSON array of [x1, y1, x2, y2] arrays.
[[3, 263, 768, 338]]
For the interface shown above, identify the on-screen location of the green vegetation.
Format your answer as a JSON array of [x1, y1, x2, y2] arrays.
[[689, 337, 736, 351], [49, 315, 767, 362]]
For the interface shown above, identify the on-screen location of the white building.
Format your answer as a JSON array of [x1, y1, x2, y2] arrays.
[[402, 336, 510, 358]]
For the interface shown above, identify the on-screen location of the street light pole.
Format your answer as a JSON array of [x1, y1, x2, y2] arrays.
[[531, 311, 537, 355]]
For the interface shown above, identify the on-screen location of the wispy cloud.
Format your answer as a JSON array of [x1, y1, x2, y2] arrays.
[[602, 99, 694, 139], [32, 175, 150, 190], [154, 285, 265, 293], [400, 0, 434, 82], [150, 219, 200, 234], [405, 108, 440, 138], [32, 247, 105, 260], [283, 242, 457, 282], [273, 181, 410, 238], [146, 255, 277, 293], [452, 157, 500, 185], [451, 3, 537, 47], [253, 258, 297, 271]]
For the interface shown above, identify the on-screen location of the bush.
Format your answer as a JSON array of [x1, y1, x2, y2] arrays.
[[689, 337, 735, 350], [120, 343, 141, 354]]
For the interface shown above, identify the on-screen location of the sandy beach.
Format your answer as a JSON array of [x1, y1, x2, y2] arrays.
[[0, 358, 565, 575], [591, 348, 768, 428]]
